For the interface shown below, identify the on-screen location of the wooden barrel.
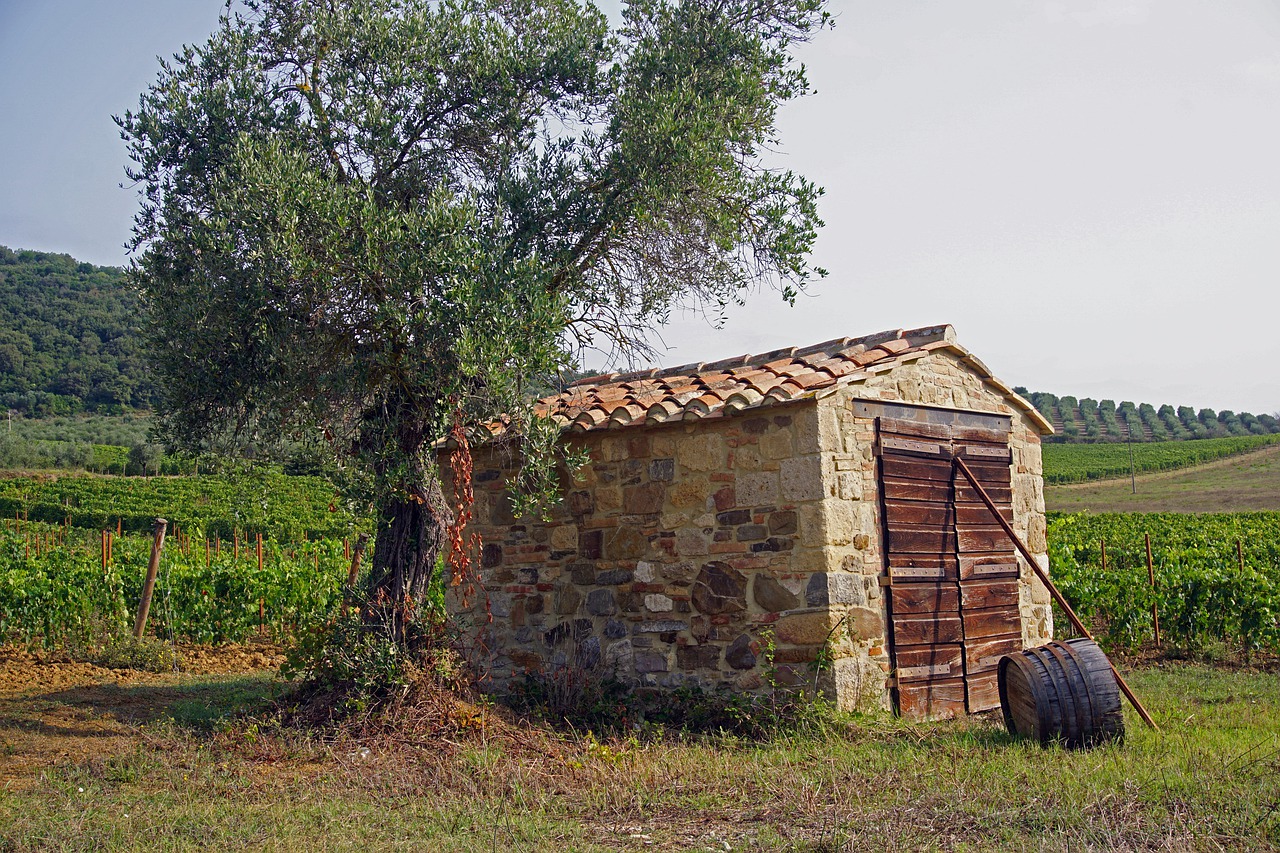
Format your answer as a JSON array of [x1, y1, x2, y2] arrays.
[[998, 639, 1124, 749]]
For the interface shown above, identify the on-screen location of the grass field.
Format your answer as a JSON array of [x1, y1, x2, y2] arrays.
[[1046, 441, 1280, 513], [1, 650, 1277, 851]]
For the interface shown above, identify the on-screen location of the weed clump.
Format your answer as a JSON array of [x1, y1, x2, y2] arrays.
[[66, 622, 181, 672], [89, 634, 180, 672]]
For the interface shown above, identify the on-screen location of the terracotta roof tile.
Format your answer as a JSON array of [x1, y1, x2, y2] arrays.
[[524, 324, 1051, 436], [792, 371, 834, 390]]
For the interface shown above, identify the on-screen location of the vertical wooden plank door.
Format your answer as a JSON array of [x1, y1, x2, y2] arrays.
[[951, 426, 1023, 712], [878, 414, 1022, 718], [878, 417, 966, 719]]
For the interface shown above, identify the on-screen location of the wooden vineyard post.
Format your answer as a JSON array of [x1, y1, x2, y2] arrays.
[[256, 533, 265, 635], [205, 537, 211, 568], [1145, 533, 1160, 648], [341, 534, 370, 618], [952, 456, 1159, 730], [1237, 540, 1245, 572], [107, 531, 113, 564], [101, 530, 108, 574], [133, 518, 169, 639]]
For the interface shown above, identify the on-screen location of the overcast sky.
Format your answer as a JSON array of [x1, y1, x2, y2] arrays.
[[1, 1, 1277, 414]]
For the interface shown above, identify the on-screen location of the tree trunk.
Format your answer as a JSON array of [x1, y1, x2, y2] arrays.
[[365, 476, 451, 634]]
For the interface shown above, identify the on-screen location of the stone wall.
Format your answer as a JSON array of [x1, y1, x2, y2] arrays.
[[446, 348, 1050, 712], [449, 403, 874, 699]]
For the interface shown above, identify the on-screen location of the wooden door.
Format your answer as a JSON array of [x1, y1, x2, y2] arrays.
[[877, 414, 1022, 718], [879, 417, 965, 719], [952, 426, 1022, 712]]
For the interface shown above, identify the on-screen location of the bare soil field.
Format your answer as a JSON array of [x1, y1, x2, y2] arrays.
[[0, 644, 282, 791], [1046, 441, 1280, 512]]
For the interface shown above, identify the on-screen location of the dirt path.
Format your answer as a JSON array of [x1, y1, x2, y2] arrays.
[[0, 644, 282, 790]]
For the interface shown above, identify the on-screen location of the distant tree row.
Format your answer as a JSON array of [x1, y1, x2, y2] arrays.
[[0, 246, 160, 416], [1020, 390, 1280, 443]]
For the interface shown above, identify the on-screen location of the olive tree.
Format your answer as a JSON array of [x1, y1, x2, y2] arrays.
[[119, 0, 827, 629]]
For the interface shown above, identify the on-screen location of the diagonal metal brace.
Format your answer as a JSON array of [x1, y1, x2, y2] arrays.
[[953, 454, 1159, 731]]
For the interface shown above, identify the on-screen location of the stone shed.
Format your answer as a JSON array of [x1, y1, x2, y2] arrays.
[[448, 324, 1055, 719]]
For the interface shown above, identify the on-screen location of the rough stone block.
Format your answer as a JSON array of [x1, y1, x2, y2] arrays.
[[713, 485, 736, 512], [675, 528, 710, 556], [677, 433, 724, 472], [776, 610, 837, 645], [768, 511, 797, 535], [624, 482, 666, 515], [605, 639, 633, 671], [836, 472, 863, 501], [554, 585, 582, 615], [490, 492, 518, 526], [577, 636, 602, 669], [691, 561, 747, 614], [489, 593, 512, 619], [644, 593, 674, 612], [650, 458, 675, 481], [595, 487, 623, 513], [847, 606, 883, 640], [733, 444, 762, 471], [579, 530, 603, 560], [607, 526, 649, 560], [567, 490, 595, 516], [586, 588, 617, 616], [481, 543, 503, 568], [634, 650, 669, 673], [676, 644, 720, 671], [637, 620, 687, 633], [599, 569, 634, 586], [781, 455, 824, 502], [725, 633, 756, 669], [662, 561, 697, 585], [716, 509, 751, 526], [670, 479, 710, 509], [752, 575, 800, 612], [760, 429, 793, 460], [549, 524, 578, 552], [735, 471, 779, 506], [599, 437, 630, 462]]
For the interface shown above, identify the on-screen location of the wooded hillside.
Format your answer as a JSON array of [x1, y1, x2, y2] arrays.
[[0, 246, 158, 415]]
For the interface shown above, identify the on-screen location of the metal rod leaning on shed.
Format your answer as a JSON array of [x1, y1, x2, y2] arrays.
[[952, 454, 1159, 731], [133, 517, 168, 639]]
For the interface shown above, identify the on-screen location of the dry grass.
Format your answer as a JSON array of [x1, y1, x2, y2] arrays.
[[2, 659, 1279, 851]]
